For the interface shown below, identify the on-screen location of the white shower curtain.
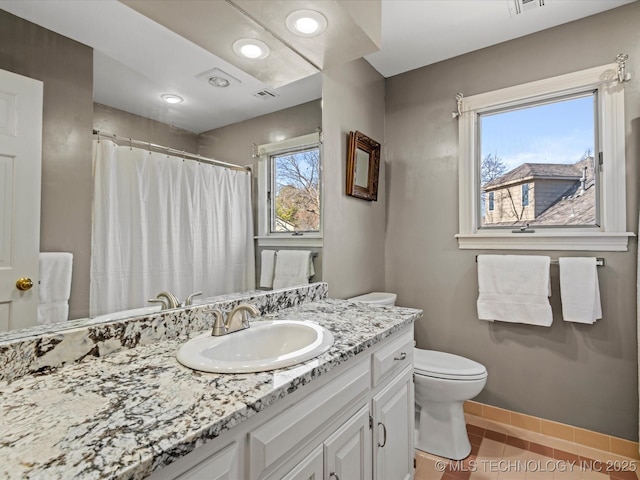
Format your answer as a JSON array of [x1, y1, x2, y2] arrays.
[[90, 139, 255, 317]]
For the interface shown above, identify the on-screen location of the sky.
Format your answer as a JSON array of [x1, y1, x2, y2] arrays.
[[480, 94, 595, 172]]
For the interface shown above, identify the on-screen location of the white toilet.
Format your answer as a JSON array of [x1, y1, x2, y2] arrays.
[[348, 291, 488, 461]]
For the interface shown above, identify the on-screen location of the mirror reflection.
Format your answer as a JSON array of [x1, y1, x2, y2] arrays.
[[0, 2, 322, 335], [354, 148, 370, 188]]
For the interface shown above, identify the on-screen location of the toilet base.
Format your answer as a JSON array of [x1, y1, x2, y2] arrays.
[[415, 400, 471, 460]]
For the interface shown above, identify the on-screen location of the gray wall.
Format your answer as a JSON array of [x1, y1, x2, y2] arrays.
[[385, 3, 639, 440], [93, 103, 200, 153], [323, 58, 386, 299], [0, 10, 93, 320]]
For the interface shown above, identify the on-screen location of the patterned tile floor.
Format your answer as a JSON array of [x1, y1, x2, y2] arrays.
[[415, 414, 639, 480]]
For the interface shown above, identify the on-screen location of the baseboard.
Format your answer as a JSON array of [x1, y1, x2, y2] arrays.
[[464, 400, 639, 460]]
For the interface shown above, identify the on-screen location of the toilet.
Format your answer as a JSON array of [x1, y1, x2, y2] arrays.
[[348, 291, 488, 461]]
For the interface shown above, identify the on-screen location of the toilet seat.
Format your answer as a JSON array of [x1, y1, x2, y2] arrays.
[[414, 349, 487, 381]]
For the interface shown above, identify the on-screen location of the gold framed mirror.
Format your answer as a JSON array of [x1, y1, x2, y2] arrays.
[[346, 130, 381, 201]]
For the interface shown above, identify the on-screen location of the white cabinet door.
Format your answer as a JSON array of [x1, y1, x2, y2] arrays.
[[0, 69, 42, 331], [174, 442, 240, 480], [279, 445, 323, 480], [373, 366, 414, 480], [324, 406, 371, 480]]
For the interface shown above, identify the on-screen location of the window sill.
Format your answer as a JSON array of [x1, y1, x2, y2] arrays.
[[255, 235, 323, 248], [455, 231, 634, 251]]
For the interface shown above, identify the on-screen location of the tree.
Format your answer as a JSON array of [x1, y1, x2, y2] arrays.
[[273, 149, 320, 231], [481, 153, 507, 186]]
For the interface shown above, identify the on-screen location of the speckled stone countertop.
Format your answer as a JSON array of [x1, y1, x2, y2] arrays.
[[0, 299, 421, 480]]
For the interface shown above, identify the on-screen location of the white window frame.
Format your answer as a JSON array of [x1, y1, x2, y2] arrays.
[[456, 62, 632, 251], [256, 132, 323, 247]]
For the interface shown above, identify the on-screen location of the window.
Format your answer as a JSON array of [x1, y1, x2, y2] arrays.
[[456, 62, 631, 251], [521, 184, 529, 207], [270, 147, 320, 233], [257, 132, 322, 245]]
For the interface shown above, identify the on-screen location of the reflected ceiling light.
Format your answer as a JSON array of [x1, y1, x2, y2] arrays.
[[286, 10, 327, 37], [233, 38, 270, 60], [208, 76, 231, 88], [160, 94, 183, 104]]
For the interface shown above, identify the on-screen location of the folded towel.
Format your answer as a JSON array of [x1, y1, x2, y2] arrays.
[[37, 301, 69, 324], [259, 250, 276, 288], [39, 252, 73, 303], [272, 250, 314, 290], [559, 257, 602, 324], [477, 254, 552, 326]]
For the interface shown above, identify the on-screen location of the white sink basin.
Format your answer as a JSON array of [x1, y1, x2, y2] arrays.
[[176, 320, 334, 373]]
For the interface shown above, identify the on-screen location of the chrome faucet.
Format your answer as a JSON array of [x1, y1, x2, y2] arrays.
[[206, 303, 260, 336], [185, 291, 202, 306]]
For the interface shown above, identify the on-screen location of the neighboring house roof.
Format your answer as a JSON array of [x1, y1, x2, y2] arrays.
[[483, 159, 591, 190]]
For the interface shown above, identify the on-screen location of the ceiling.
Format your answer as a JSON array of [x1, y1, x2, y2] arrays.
[[0, 0, 634, 134]]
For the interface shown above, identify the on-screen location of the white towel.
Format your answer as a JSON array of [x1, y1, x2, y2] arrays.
[[272, 250, 314, 290], [38, 252, 73, 324], [39, 252, 73, 303], [259, 250, 276, 288], [477, 254, 553, 327], [37, 302, 69, 325], [559, 257, 602, 324]]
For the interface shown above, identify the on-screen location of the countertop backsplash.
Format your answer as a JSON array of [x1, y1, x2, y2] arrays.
[[0, 282, 328, 383]]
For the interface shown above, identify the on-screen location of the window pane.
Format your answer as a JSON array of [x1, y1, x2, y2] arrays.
[[271, 147, 320, 232], [479, 94, 596, 228]]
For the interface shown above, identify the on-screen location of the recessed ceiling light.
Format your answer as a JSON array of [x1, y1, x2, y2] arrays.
[[286, 10, 327, 37], [208, 76, 231, 88], [161, 94, 183, 104], [233, 38, 270, 60]]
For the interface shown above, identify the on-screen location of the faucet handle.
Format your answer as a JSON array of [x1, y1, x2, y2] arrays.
[[185, 291, 203, 306], [204, 308, 227, 336]]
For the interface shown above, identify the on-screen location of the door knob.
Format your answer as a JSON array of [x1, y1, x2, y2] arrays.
[[16, 277, 33, 291]]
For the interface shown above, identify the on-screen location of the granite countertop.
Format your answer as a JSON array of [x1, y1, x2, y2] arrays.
[[0, 299, 421, 480]]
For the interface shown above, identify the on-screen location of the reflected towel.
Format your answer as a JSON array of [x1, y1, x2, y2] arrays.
[[39, 252, 73, 303], [477, 254, 552, 327], [559, 257, 602, 324], [37, 301, 69, 324], [259, 250, 276, 288], [273, 250, 314, 290]]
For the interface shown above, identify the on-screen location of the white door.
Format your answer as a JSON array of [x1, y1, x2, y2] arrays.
[[372, 366, 415, 480], [324, 406, 372, 480], [0, 68, 43, 331]]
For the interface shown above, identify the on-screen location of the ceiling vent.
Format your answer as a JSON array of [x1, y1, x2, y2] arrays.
[[253, 89, 279, 100], [508, 0, 545, 17]]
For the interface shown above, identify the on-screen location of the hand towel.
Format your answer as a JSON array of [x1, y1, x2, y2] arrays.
[[259, 250, 276, 288], [37, 301, 69, 325], [477, 254, 553, 326], [39, 252, 73, 303], [272, 250, 313, 290], [559, 257, 602, 324]]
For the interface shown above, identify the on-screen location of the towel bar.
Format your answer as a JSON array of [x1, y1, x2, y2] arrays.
[[474, 256, 605, 267]]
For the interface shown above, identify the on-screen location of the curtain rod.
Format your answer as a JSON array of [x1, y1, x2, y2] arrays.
[[93, 129, 251, 173]]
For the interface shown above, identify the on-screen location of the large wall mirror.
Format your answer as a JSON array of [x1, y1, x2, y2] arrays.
[[0, 1, 324, 336]]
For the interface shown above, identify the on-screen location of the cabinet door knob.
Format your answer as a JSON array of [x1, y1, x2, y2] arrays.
[[16, 277, 33, 291], [394, 352, 407, 361], [378, 422, 387, 447]]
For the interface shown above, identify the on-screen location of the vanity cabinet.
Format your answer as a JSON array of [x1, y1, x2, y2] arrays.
[[152, 325, 414, 480]]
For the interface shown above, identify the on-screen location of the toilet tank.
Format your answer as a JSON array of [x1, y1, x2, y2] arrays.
[[347, 292, 397, 306]]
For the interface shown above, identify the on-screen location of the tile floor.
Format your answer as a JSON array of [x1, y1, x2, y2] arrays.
[[415, 414, 639, 480]]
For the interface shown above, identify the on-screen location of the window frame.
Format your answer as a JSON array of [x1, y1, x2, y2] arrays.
[[256, 132, 323, 247], [456, 62, 632, 251]]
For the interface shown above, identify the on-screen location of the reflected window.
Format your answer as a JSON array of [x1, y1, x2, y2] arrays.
[[269, 147, 320, 233]]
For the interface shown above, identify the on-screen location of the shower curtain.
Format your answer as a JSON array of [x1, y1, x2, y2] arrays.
[[90, 139, 255, 317]]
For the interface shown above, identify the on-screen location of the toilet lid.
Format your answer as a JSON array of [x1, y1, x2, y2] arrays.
[[414, 349, 487, 380]]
